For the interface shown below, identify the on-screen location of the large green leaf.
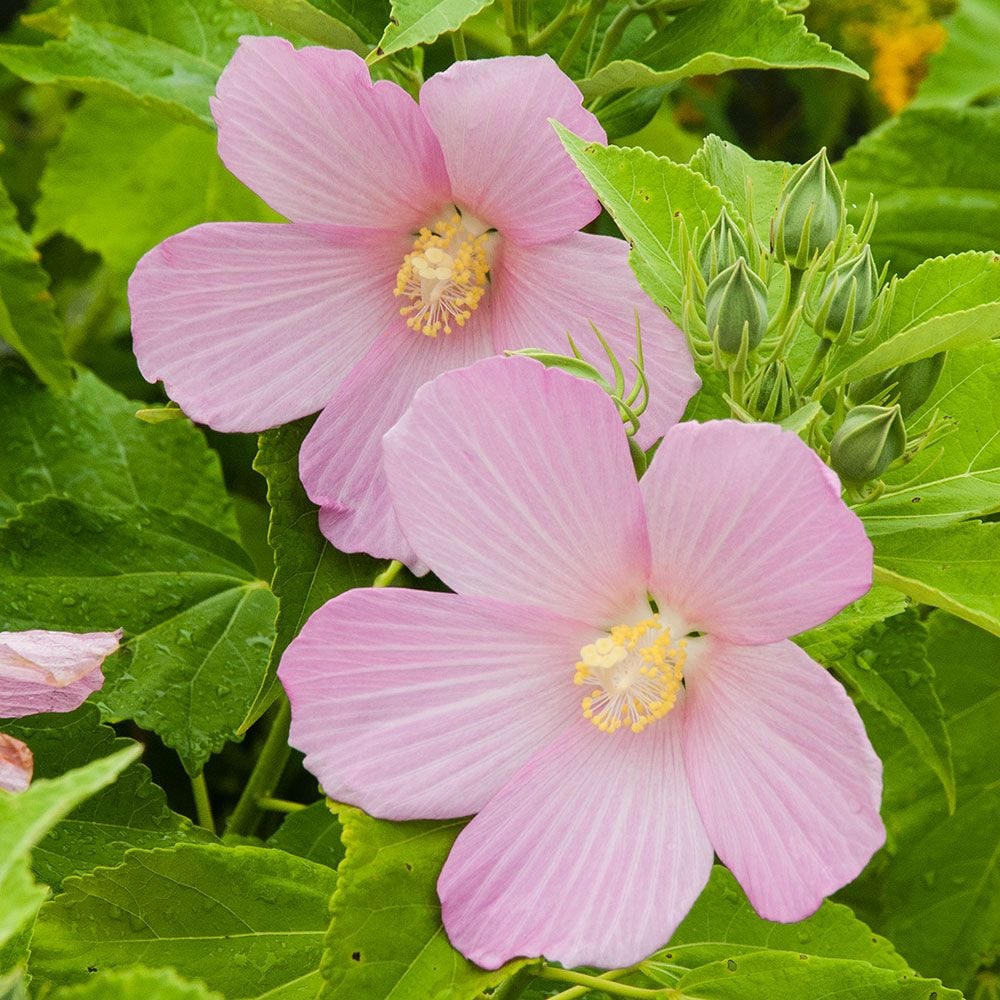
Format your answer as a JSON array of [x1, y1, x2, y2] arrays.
[[49, 966, 224, 1000], [825, 251, 1000, 384], [34, 97, 276, 279], [0, 497, 277, 773], [557, 125, 726, 317], [837, 109, 1000, 275], [578, 0, 864, 98], [30, 844, 337, 997], [0, 0, 268, 128], [0, 366, 237, 535], [1, 705, 215, 890], [0, 745, 139, 950], [266, 801, 344, 872], [376, 0, 492, 56], [320, 806, 527, 999], [229, 0, 372, 52], [0, 178, 72, 393]]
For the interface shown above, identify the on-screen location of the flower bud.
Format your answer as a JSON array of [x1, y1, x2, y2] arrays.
[[698, 207, 750, 283], [749, 359, 797, 421], [851, 352, 946, 417], [705, 258, 769, 356], [771, 148, 844, 268], [818, 246, 878, 337], [830, 404, 906, 483]]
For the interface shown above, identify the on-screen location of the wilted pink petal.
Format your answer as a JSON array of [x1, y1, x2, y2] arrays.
[[0, 734, 33, 794], [681, 637, 884, 921]]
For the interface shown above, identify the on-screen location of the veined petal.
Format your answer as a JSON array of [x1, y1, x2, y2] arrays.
[[383, 356, 651, 624], [439, 712, 713, 969], [301, 306, 495, 566], [279, 589, 592, 819], [0, 629, 119, 717], [0, 734, 33, 793], [681, 637, 885, 922], [212, 36, 451, 228], [491, 233, 699, 446], [420, 56, 604, 245], [641, 420, 872, 645], [130, 222, 409, 433]]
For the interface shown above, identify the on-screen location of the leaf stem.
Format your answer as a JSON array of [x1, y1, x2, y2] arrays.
[[588, 3, 638, 75], [451, 27, 468, 61], [546, 968, 629, 999], [558, 0, 608, 73], [190, 772, 215, 834], [257, 797, 307, 813], [373, 559, 404, 588], [530, 0, 581, 52], [501, 0, 530, 52], [537, 965, 669, 998]]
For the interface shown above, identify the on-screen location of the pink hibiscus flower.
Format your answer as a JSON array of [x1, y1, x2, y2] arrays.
[[279, 356, 884, 969], [0, 629, 120, 793], [128, 38, 698, 565]]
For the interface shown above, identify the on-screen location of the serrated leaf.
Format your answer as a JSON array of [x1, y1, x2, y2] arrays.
[[321, 806, 528, 999], [825, 251, 1000, 385], [266, 801, 344, 871], [0, 177, 72, 393], [49, 966, 225, 1000], [1, 705, 216, 890], [837, 109, 1000, 275], [0, 497, 277, 773], [30, 844, 337, 997], [578, 0, 865, 98], [557, 126, 726, 317], [229, 0, 369, 52], [377, 0, 491, 56], [0, 366, 237, 536]]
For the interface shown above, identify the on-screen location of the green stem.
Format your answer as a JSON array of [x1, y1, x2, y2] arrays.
[[226, 696, 292, 837], [257, 797, 307, 813], [547, 969, 629, 999], [450, 27, 468, 60], [530, 0, 580, 52], [501, 0, 530, 52], [588, 3, 637, 75], [727, 365, 745, 417], [373, 559, 404, 588], [557, 0, 608, 73], [190, 772, 215, 834], [537, 966, 668, 998], [800, 337, 832, 392]]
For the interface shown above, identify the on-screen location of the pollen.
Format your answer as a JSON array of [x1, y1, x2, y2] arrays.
[[574, 617, 686, 734], [395, 211, 491, 337]]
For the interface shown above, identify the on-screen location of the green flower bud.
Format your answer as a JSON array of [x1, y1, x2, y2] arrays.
[[818, 246, 878, 337], [705, 258, 769, 355], [851, 352, 946, 416], [749, 359, 797, 421], [698, 207, 750, 283], [830, 404, 906, 484], [771, 148, 844, 268]]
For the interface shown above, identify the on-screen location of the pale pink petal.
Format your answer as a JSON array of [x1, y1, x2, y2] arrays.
[[439, 711, 713, 969], [383, 356, 651, 624], [490, 233, 699, 447], [641, 421, 872, 644], [280, 588, 593, 819], [682, 637, 884, 922], [0, 629, 118, 717], [419, 56, 604, 245], [212, 36, 450, 229], [301, 305, 495, 565], [0, 734, 33, 793], [130, 222, 410, 433]]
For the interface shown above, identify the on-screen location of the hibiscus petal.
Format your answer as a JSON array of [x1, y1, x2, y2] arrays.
[[130, 222, 409, 433], [682, 636, 885, 922], [439, 711, 713, 969], [0, 629, 119, 717], [641, 420, 872, 644], [212, 36, 451, 228], [383, 355, 651, 624], [279, 588, 592, 819], [0, 734, 33, 793], [419, 56, 604, 245], [300, 306, 495, 565], [490, 232, 699, 446]]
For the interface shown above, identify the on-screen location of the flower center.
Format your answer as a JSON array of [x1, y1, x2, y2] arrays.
[[574, 617, 687, 734], [395, 210, 491, 338]]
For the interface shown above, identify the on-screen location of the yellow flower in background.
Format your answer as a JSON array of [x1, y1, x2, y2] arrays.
[[869, 18, 946, 111]]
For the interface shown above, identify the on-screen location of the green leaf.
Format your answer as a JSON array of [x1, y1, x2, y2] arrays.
[[873, 520, 1000, 636], [229, 0, 373, 52], [825, 251, 1000, 384], [376, 0, 491, 55], [0, 366, 237, 536], [49, 966, 225, 1000], [557, 125, 726, 316], [0, 498, 277, 773], [30, 844, 337, 997], [858, 341, 1000, 535], [34, 97, 277, 279], [0, 745, 139, 950], [834, 611, 954, 811], [837, 109, 1000, 275], [913, 0, 1000, 109], [266, 801, 344, 871], [578, 0, 865, 98], [320, 806, 528, 999], [0, 0, 268, 129], [245, 419, 378, 730], [671, 951, 959, 999], [1, 705, 215, 890], [0, 177, 73, 393], [0, 970, 28, 1000]]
